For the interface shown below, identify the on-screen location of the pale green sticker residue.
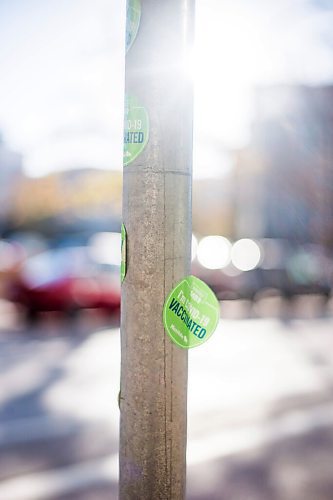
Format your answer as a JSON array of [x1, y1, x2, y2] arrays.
[[163, 276, 220, 349], [121, 223, 127, 283], [126, 0, 141, 52], [123, 95, 149, 166]]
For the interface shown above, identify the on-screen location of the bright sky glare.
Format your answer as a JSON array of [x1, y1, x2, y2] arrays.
[[0, 0, 333, 177]]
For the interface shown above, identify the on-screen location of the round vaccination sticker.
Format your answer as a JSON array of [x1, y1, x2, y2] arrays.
[[121, 223, 127, 283], [163, 276, 220, 349], [123, 95, 149, 166], [126, 0, 141, 52]]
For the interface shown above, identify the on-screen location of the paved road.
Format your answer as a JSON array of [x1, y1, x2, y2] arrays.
[[0, 305, 333, 499]]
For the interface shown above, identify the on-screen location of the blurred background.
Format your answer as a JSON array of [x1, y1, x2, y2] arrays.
[[1, 0, 333, 498]]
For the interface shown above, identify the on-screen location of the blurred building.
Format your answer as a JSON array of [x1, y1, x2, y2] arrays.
[[193, 176, 234, 237], [0, 134, 23, 233], [234, 85, 333, 248], [8, 168, 122, 241]]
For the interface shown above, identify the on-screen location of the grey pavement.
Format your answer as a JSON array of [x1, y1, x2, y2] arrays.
[[0, 301, 333, 499]]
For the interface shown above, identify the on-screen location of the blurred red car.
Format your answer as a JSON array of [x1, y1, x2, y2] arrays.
[[10, 246, 121, 320]]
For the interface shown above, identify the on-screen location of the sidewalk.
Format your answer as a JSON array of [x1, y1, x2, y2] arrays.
[[0, 314, 332, 499]]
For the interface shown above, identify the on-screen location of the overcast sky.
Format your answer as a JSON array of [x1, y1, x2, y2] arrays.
[[0, 0, 333, 177]]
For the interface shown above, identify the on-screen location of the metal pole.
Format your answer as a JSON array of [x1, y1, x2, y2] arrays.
[[119, 0, 195, 498]]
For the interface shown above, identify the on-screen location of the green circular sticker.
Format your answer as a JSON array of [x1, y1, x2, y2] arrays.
[[126, 0, 141, 53], [121, 223, 127, 283], [123, 95, 149, 166], [163, 276, 220, 349]]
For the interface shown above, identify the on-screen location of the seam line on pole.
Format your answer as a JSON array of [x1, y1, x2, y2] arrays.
[[163, 165, 168, 498], [123, 170, 191, 177]]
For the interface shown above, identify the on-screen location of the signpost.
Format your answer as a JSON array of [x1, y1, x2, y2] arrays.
[[119, 0, 195, 498]]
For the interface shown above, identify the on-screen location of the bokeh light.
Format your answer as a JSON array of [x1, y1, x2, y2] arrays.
[[191, 234, 198, 261], [197, 235, 231, 270], [89, 232, 121, 266], [231, 238, 261, 271]]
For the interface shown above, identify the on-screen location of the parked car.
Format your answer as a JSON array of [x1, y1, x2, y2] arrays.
[[9, 246, 121, 320], [193, 240, 332, 302]]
